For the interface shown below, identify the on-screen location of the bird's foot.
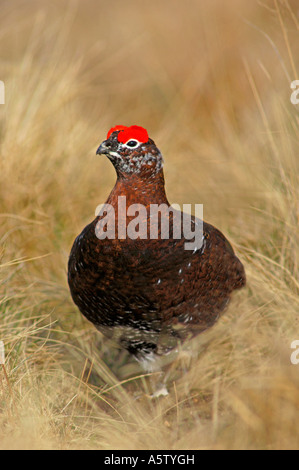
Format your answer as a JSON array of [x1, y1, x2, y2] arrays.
[[149, 382, 169, 399]]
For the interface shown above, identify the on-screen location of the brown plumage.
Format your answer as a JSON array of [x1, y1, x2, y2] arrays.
[[68, 125, 245, 371]]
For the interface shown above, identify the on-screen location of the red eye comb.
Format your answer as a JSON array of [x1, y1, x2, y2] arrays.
[[117, 126, 149, 144], [107, 125, 128, 139], [107, 125, 149, 144]]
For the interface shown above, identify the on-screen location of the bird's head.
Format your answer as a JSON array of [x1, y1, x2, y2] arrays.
[[96, 125, 164, 179]]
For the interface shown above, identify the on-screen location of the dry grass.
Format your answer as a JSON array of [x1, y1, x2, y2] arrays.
[[0, 0, 298, 450]]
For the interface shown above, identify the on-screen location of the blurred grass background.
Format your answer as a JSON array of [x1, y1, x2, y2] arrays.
[[0, 0, 299, 449]]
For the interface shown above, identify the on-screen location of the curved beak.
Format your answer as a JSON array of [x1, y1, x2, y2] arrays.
[[96, 141, 109, 155]]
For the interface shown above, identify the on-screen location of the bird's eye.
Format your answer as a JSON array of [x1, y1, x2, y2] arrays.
[[125, 140, 139, 148]]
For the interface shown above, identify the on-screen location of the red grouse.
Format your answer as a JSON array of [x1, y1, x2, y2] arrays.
[[68, 125, 245, 370]]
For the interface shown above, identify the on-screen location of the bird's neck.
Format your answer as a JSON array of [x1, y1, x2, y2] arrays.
[[106, 170, 168, 208]]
